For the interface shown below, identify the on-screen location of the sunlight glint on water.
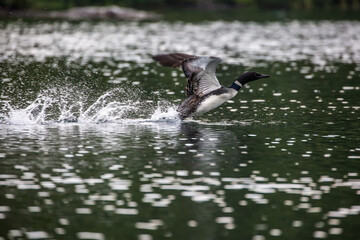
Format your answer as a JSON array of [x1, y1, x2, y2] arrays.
[[0, 19, 359, 240], [1, 21, 360, 65]]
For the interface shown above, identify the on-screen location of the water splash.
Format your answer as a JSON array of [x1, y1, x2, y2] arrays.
[[0, 87, 180, 125], [150, 105, 179, 121]]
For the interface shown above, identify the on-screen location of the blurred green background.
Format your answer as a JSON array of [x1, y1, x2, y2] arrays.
[[1, 0, 359, 11]]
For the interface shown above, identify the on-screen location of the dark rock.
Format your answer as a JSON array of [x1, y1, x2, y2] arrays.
[[0, 6, 161, 21]]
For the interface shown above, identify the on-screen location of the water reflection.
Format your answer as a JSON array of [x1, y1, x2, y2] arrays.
[[1, 120, 359, 239]]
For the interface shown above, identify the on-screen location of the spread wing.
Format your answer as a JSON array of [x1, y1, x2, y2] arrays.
[[152, 53, 197, 68], [152, 53, 222, 97]]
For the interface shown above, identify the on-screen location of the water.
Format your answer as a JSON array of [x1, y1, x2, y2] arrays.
[[0, 19, 359, 240]]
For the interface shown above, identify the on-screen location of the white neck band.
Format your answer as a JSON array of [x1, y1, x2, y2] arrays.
[[235, 81, 243, 88]]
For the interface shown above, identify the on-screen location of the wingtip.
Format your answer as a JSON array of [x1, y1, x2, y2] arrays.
[[152, 54, 162, 61], [152, 53, 197, 68]]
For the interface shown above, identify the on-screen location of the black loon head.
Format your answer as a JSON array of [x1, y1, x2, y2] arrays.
[[237, 72, 270, 85]]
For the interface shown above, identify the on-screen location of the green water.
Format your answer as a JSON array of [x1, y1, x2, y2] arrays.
[[0, 19, 359, 240]]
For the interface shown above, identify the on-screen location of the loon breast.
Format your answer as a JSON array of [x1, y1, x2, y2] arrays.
[[193, 89, 237, 116]]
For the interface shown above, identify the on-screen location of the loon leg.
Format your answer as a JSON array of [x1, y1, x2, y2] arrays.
[[177, 113, 186, 120], [177, 94, 199, 120]]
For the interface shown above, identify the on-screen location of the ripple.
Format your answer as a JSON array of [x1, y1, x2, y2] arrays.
[[77, 232, 105, 240], [0, 18, 360, 240], [1, 21, 360, 66]]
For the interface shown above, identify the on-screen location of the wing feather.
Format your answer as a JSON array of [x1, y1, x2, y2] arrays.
[[191, 57, 222, 95], [152, 53, 197, 68], [153, 53, 222, 97]]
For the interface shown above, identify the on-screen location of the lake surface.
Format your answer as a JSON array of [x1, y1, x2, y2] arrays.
[[0, 19, 359, 240]]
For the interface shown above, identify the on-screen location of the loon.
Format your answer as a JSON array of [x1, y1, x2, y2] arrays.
[[152, 53, 270, 119]]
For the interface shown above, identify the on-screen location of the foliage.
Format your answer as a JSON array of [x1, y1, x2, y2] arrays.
[[0, 0, 359, 11]]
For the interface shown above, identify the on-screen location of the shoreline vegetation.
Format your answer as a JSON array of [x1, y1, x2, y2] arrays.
[[1, 0, 359, 11], [0, 6, 161, 21], [0, 0, 360, 21]]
